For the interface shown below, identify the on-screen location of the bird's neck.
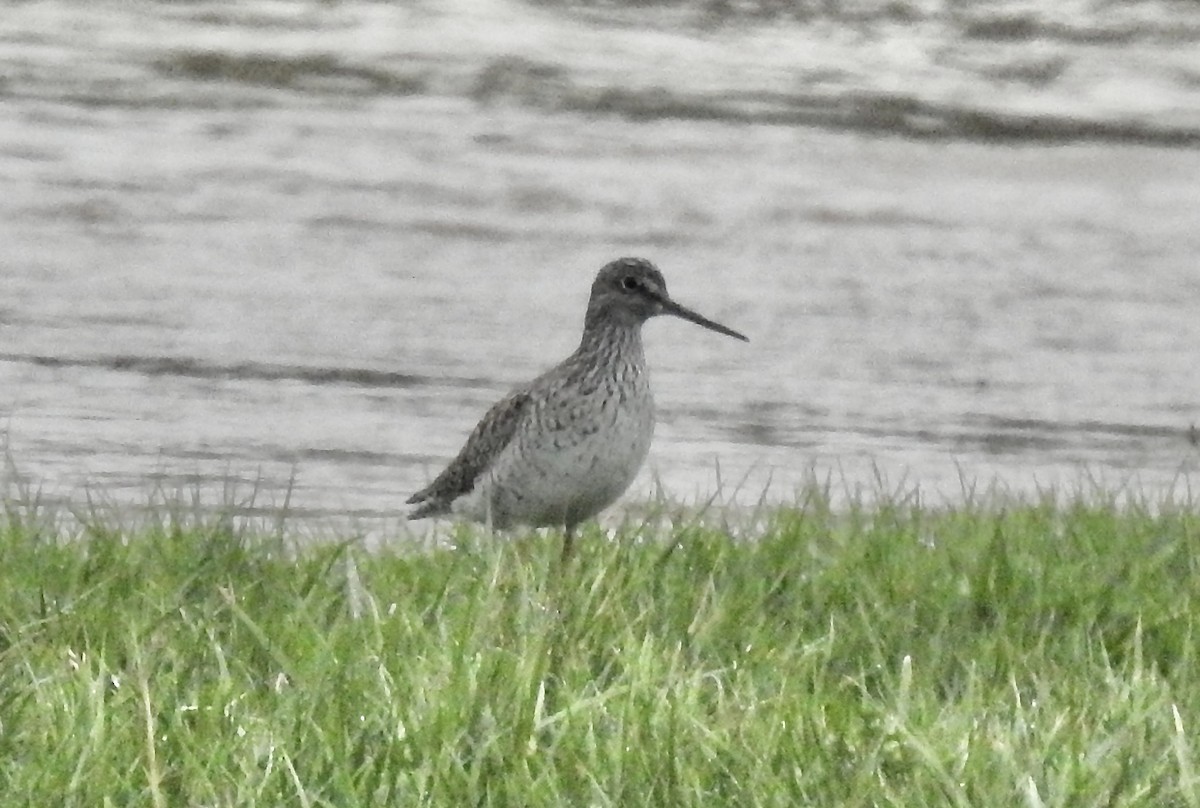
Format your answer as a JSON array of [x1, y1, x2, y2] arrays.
[[576, 319, 645, 370]]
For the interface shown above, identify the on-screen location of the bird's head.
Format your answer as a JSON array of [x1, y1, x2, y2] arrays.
[[584, 257, 747, 341]]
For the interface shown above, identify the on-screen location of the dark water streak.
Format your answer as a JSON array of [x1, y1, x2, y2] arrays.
[[1, 353, 458, 389]]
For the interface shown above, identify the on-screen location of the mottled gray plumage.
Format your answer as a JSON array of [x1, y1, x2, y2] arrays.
[[406, 390, 533, 521], [407, 257, 747, 549]]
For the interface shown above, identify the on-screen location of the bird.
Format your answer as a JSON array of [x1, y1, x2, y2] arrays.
[[406, 257, 748, 560]]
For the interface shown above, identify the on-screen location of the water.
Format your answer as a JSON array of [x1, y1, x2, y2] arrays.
[[2, 0, 1199, 535]]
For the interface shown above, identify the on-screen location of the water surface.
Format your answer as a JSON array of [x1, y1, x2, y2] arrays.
[[2, 0, 1199, 535]]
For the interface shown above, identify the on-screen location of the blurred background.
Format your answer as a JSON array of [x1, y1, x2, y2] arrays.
[[2, 0, 1199, 536]]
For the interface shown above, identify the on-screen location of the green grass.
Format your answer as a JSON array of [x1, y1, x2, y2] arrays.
[[1, 488, 1199, 806]]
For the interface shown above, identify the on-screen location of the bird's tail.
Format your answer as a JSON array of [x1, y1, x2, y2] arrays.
[[405, 494, 448, 521]]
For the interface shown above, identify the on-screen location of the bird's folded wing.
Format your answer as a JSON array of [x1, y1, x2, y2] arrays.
[[406, 389, 533, 515]]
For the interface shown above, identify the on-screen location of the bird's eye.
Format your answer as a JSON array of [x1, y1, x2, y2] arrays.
[[621, 276, 639, 291]]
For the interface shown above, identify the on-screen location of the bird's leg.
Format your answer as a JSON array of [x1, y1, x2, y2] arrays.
[[542, 520, 577, 728], [559, 522, 577, 567]]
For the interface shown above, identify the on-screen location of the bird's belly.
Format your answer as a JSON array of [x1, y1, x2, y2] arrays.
[[458, 388, 654, 529]]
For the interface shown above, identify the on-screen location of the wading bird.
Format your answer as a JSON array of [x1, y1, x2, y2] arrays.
[[407, 257, 747, 559]]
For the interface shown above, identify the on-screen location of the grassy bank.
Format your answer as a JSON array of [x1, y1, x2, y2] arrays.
[[1, 490, 1198, 806]]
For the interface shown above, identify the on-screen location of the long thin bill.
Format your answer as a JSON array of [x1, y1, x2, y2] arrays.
[[662, 298, 748, 342]]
